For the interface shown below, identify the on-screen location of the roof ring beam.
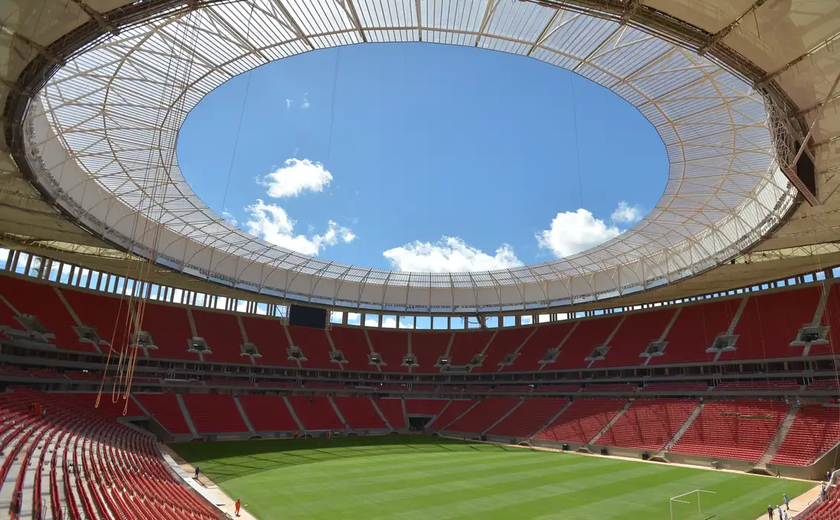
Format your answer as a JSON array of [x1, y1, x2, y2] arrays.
[[698, 0, 769, 56], [4, 30, 63, 65], [619, 0, 643, 25], [67, 0, 120, 36]]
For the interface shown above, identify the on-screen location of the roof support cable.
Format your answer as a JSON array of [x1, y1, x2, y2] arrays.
[[568, 71, 584, 208]]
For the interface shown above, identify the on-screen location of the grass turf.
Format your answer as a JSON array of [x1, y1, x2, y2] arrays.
[[171, 436, 814, 520]]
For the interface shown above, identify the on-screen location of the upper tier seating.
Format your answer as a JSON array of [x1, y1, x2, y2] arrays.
[[771, 406, 840, 466], [444, 397, 520, 433], [332, 397, 387, 429], [651, 299, 739, 365], [553, 317, 623, 370], [373, 398, 405, 429], [135, 303, 196, 360], [181, 394, 248, 434], [448, 331, 494, 367], [534, 399, 626, 444], [240, 316, 296, 366], [504, 323, 573, 372], [487, 398, 569, 438], [3, 273, 840, 374], [286, 396, 343, 430], [0, 276, 97, 353], [328, 327, 372, 371], [722, 288, 820, 361], [412, 333, 451, 373], [671, 399, 786, 462], [191, 310, 245, 364], [593, 309, 676, 368], [474, 328, 534, 373], [596, 399, 698, 451], [237, 395, 300, 431], [427, 400, 475, 429], [287, 326, 334, 370], [135, 394, 191, 434], [366, 329, 409, 372]]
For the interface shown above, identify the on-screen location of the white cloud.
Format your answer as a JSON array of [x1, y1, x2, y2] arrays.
[[381, 317, 413, 329], [258, 158, 333, 198], [285, 98, 293, 110], [300, 93, 310, 111], [221, 209, 237, 226], [245, 199, 355, 256], [383, 237, 522, 272], [611, 201, 644, 224], [536, 209, 622, 258], [365, 317, 379, 327]]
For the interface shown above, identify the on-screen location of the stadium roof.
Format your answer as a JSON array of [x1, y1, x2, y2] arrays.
[[2, 0, 840, 312]]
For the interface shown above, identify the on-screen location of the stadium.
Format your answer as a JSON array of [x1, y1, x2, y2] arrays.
[[1, 0, 840, 518]]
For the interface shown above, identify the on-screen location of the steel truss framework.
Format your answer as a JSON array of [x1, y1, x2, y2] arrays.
[[15, 0, 800, 312]]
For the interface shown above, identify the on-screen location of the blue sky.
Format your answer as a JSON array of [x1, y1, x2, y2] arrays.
[[177, 43, 667, 272]]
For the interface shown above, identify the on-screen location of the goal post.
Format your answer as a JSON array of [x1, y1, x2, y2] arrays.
[[669, 489, 717, 520]]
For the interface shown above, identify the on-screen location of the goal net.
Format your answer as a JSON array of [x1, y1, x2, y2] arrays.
[[669, 489, 717, 520]]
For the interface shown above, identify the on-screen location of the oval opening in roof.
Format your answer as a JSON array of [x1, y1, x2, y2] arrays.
[[178, 43, 668, 273]]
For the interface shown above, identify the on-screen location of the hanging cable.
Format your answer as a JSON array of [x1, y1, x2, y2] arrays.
[[326, 47, 342, 160], [568, 72, 584, 208]]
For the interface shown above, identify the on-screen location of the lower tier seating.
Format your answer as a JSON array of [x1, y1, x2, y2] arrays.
[[443, 397, 520, 433], [0, 388, 221, 519], [373, 398, 406, 429], [427, 400, 475, 429], [135, 394, 192, 435], [487, 398, 569, 438], [534, 399, 627, 444], [332, 397, 387, 430], [286, 396, 343, 430], [181, 394, 248, 434], [671, 399, 786, 462], [238, 395, 300, 431], [596, 399, 698, 451], [771, 406, 840, 466]]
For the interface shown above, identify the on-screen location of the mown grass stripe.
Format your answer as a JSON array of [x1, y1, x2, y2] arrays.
[[170, 437, 815, 520]]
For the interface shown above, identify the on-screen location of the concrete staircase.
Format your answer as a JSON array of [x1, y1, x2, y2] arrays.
[[528, 400, 574, 440], [754, 404, 800, 471], [283, 396, 305, 431], [665, 401, 705, 451], [589, 401, 632, 445], [233, 395, 256, 435], [482, 399, 524, 435], [370, 399, 393, 430], [175, 394, 199, 438], [438, 401, 481, 431]]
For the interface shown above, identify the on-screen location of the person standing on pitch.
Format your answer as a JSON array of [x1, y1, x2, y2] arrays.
[[195, 466, 200, 479], [777, 504, 783, 519], [235, 498, 241, 517], [767, 504, 774, 519], [783, 493, 789, 511]]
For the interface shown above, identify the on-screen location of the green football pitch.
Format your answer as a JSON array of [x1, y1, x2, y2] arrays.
[[170, 436, 814, 520]]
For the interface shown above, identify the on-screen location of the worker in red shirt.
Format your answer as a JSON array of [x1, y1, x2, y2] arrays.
[[235, 498, 241, 517]]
